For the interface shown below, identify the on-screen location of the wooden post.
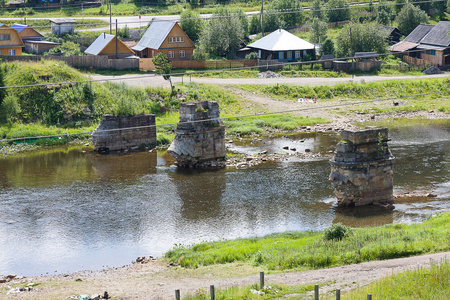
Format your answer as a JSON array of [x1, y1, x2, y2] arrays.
[[260, 271, 264, 289], [175, 289, 180, 300], [210, 285, 215, 300], [314, 284, 319, 300], [336, 289, 340, 300], [367, 294, 372, 300]]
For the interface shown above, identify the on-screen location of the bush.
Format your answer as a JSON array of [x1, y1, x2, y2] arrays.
[[117, 25, 130, 38], [324, 223, 352, 241], [245, 52, 259, 60], [0, 94, 21, 123], [191, 49, 209, 61]]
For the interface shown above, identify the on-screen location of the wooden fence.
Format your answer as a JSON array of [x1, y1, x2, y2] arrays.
[[403, 56, 433, 67], [0, 55, 139, 70], [139, 58, 258, 71]]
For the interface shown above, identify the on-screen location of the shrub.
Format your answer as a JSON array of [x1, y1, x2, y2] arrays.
[[0, 94, 21, 123], [323, 223, 352, 241], [245, 52, 259, 60]]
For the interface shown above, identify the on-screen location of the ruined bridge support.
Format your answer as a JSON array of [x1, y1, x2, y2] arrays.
[[167, 101, 226, 167], [329, 127, 395, 208]]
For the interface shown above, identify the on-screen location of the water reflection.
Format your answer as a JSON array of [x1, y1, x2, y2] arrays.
[[0, 125, 448, 276]]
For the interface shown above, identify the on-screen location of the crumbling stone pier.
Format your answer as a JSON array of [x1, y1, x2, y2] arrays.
[[91, 114, 156, 153], [329, 127, 395, 208], [167, 101, 226, 168]]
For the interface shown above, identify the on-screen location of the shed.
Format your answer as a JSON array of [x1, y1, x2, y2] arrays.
[[354, 52, 378, 60], [24, 40, 60, 54], [50, 18, 76, 35], [85, 33, 135, 58], [382, 26, 402, 44], [245, 29, 315, 61]]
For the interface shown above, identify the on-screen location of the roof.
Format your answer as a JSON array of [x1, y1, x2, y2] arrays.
[[11, 23, 27, 33], [247, 29, 315, 51], [24, 40, 60, 45], [134, 19, 176, 50], [321, 54, 334, 60], [417, 44, 448, 51], [389, 41, 418, 52], [404, 24, 434, 43], [420, 21, 450, 47], [85, 33, 115, 55], [49, 18, 76, 24], [354, 52, 378, 59]]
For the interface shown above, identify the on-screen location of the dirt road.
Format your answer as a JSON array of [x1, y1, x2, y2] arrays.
[[89, 73, 450, 90], [6, 251, 450, 299]]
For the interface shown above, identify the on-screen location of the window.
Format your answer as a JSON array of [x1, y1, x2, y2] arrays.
[[168, 51, 174, 59], [287, 51, 292, 60], [278, 52, 284, 60], [426, 50, 436, 56], [179, 50, 185, 58], [295, 51, 300, 59], [8, 49, 16, 55], [168, 36, 185, 43], [152, 50, 154, 57]]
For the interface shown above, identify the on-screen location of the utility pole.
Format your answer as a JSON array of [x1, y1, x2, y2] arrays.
[[261, 0, 264, 37], [115, 19, 118, 59], [109, 0, 112, 34]]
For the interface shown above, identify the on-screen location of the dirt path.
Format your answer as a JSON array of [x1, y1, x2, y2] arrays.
[[6, 251, 450, 299]]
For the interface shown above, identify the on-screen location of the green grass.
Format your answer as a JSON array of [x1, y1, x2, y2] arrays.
[[329, 260, 450, 300], [224, 114, 328, 135], [165, 212, 450, 271], [0, 122, 96, 141], [183, 282, 314, 300]]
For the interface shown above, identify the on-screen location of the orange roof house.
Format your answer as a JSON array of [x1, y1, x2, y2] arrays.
[[11, 24, 44, 41], [84, 33, 135, 58], [132, 19, 195, 60], [0, 27, 24, 55]]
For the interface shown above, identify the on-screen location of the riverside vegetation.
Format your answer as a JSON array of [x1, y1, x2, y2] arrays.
[[1, 60, 449, 156]]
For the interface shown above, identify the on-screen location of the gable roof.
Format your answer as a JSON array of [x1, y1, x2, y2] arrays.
[[49, 18, 76, 24], [420, 21, 450, 47], [11, 23, 27, 33], [85, 33, 134, 56], [133, 19, 176, 51], [0, 27, 24, 46], [404, 24, 434, 43], [247, 29, 315, 51]]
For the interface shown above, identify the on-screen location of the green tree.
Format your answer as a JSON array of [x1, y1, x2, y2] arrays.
[[311, 0, 326, 21], [394, 0, 407, 14], [409, 0, 431, 12], [235, 8, 249, 35], [309, 18, 328, 45], [321, 38, 335, 56], [263, 8, 283, 33], [327, 0, 351, 23], [335, 21, 389, 57], [0, 63, 5, 106], [395, 3, 429, 36], [198, 8, 245, 58], [153, 52, 174, 94], [180, 10, 203, 43], [47, 41, 83, 57], [270, 0, 304, 29], [376, 0, 393, 25], [249, 14, 261, 35]]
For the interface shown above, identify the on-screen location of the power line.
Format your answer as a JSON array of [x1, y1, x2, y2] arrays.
[[0, 47, 446, 90], [1, 89, 449, 143]]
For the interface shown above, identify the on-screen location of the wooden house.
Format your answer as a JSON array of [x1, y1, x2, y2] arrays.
[[0, 27, 24, 55], [132, 19, 195, 60], [243, 29, 315, 62], [11, 24, 44, 41], [85, 33, 135, 58], [49, 18, 76, 35], [390, 22, 450, 66], [0, 24, 8, 28]]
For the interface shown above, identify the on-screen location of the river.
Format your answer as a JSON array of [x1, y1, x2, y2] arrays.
[[0, 125, 448, 276]]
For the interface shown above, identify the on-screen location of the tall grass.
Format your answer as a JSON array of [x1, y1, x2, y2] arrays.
[[330, 260, 450, 300], [165, 213, 450, 271]]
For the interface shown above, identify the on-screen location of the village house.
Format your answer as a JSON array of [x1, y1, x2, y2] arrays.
[[85, 33, 136, 58], [0, 27, 24, 55], [132, 19, 195, 60], [390, 21, 450, 67], [239, 29, 315, 62], [9, 23, 59, 54]]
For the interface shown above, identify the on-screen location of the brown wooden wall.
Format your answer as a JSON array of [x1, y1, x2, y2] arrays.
[[19, 27, 43, 39], [99, 36, 135, 56]]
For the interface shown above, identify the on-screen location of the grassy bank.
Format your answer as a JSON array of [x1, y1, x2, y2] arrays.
[[165, 212, 450, 270], [328, 260, 450, 299]]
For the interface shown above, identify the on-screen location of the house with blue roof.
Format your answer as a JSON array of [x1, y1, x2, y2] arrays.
[[132, 19, 195, 60], [85, 33, 135, 58], [11, 23, 43, 41]]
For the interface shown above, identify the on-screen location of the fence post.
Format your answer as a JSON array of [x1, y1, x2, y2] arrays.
[[336, 289, 340, 300], [210, 285, 215, 300], [260, 271, 264, 289], [367, 294, 372, 300], [175, 289, 180, 300], [315, 284, 319, 300]]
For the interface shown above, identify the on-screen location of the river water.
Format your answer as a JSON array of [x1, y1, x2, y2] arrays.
[[0, 125, 449, 276]]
